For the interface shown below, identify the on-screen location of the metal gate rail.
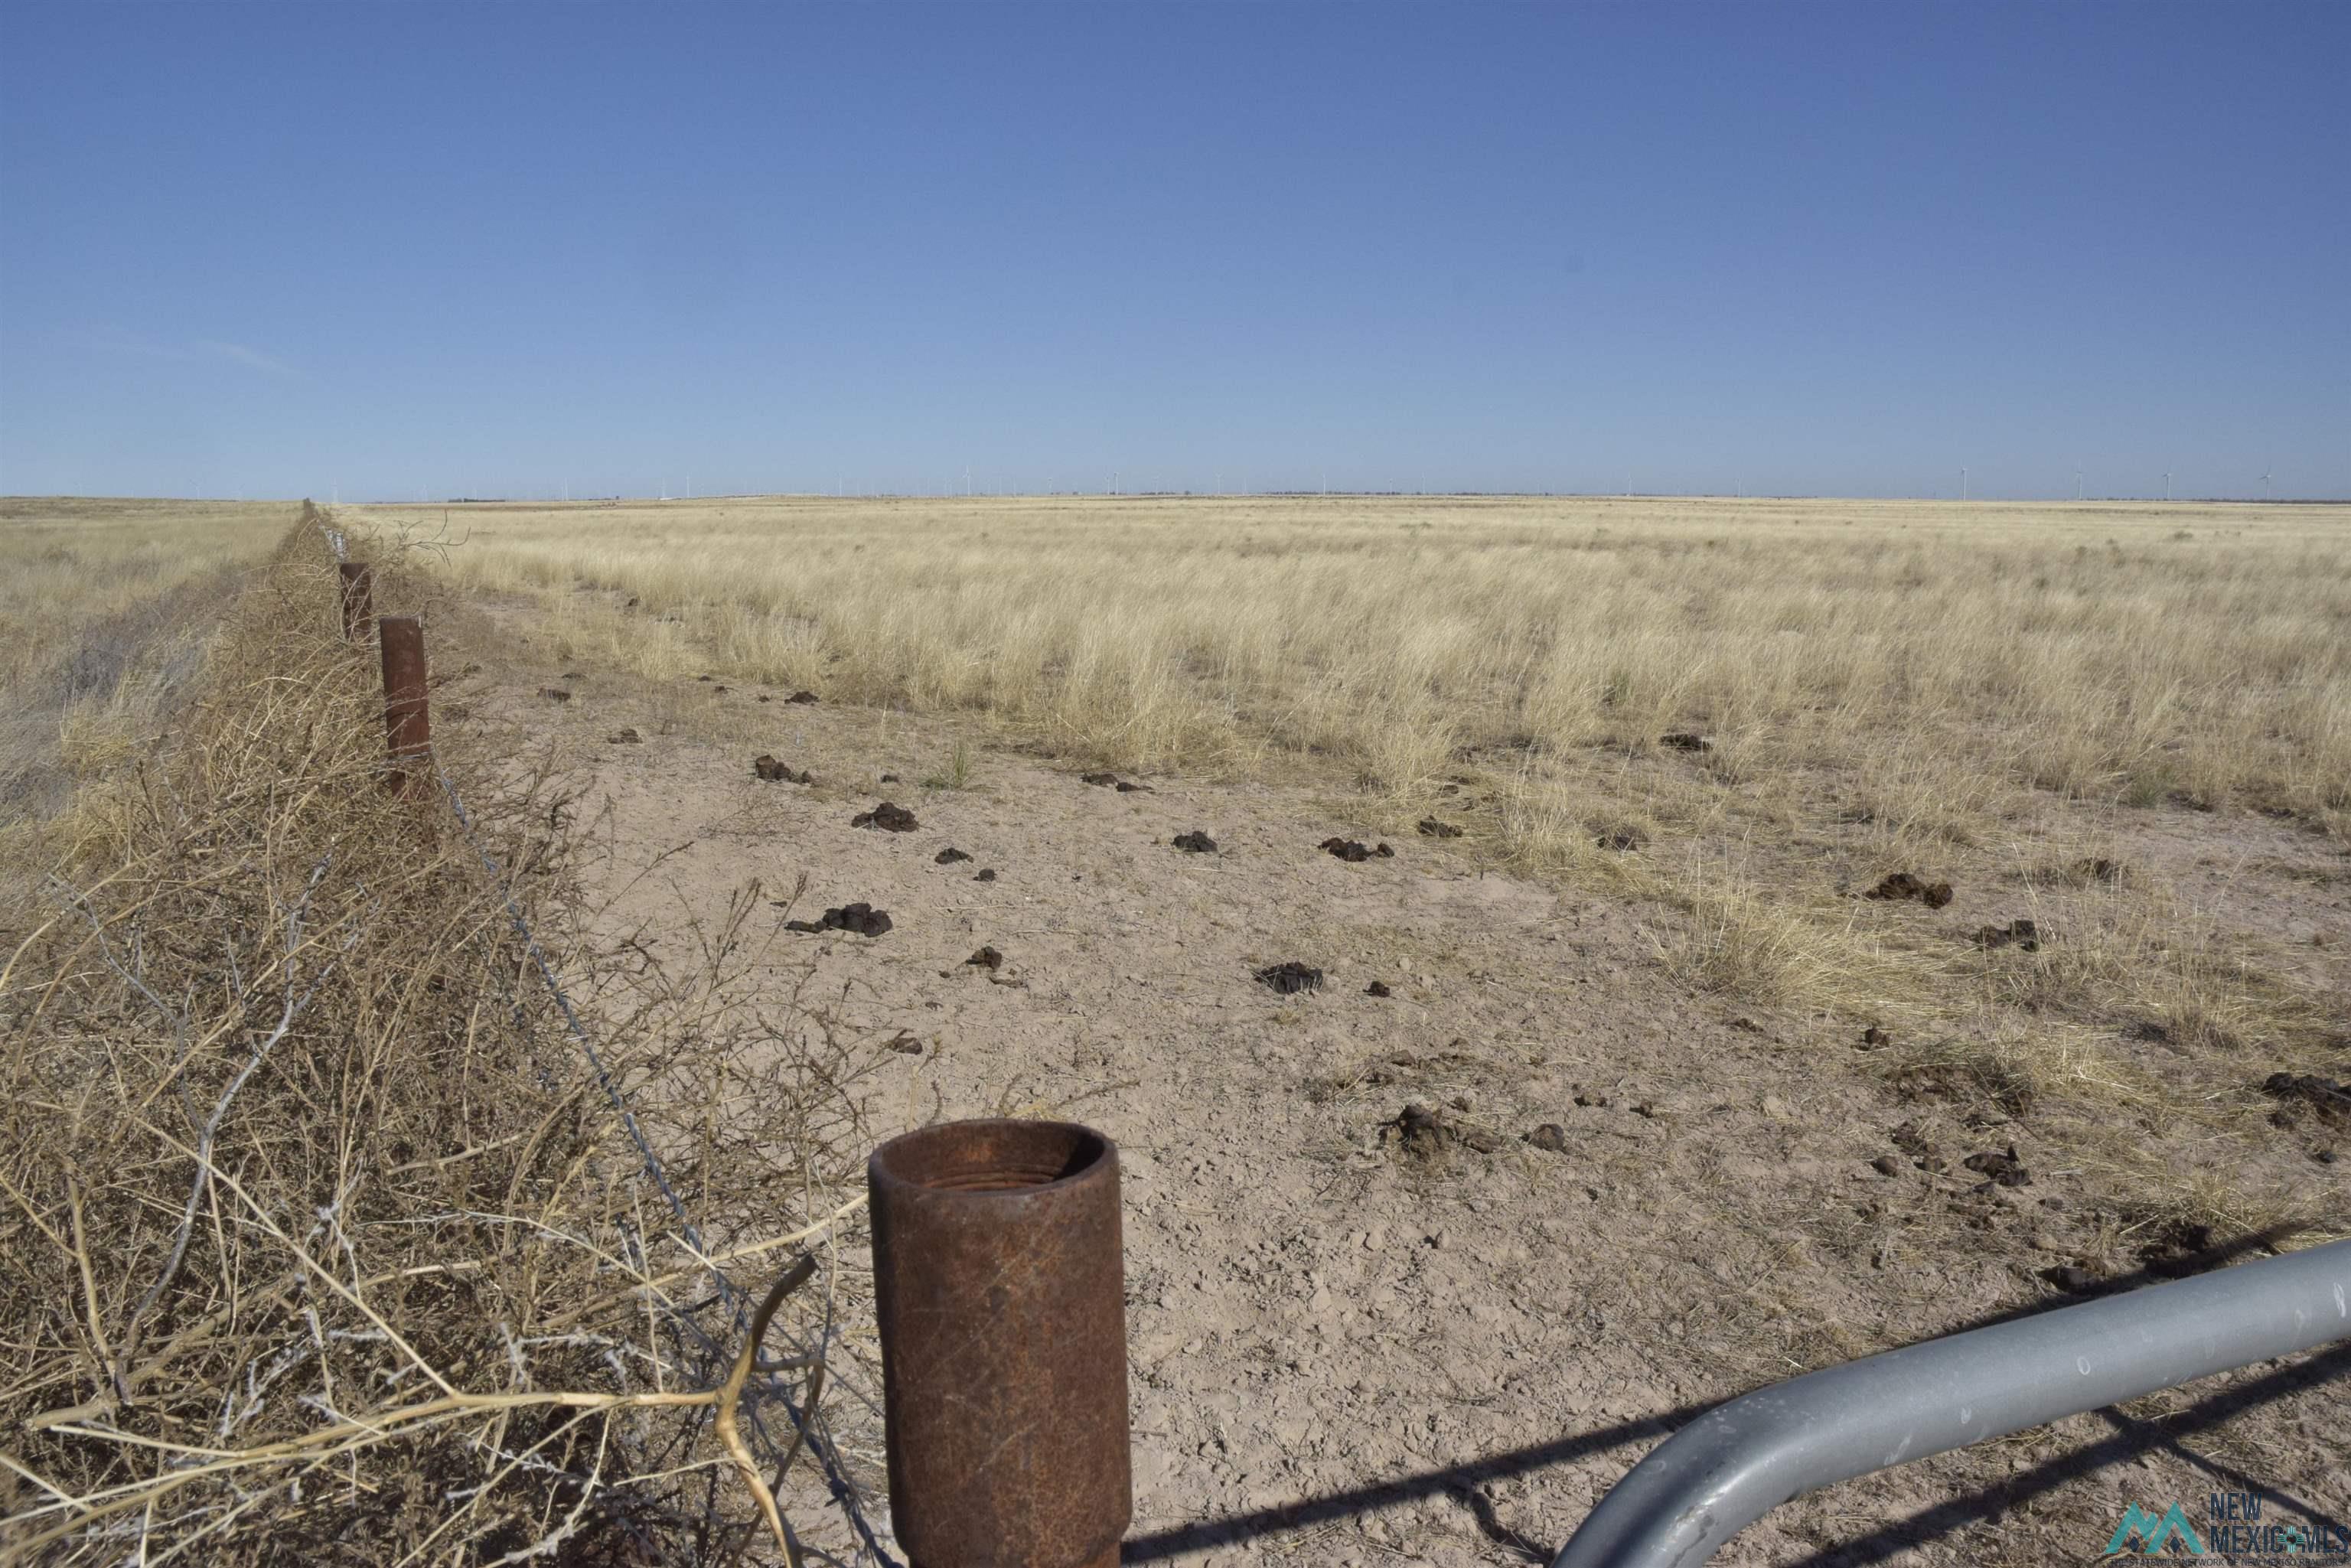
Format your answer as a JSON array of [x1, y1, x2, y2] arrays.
[[1552, 1237, 2351, 1567]]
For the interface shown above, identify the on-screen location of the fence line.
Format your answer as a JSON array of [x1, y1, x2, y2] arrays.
[[317, 512, 898, 1566]]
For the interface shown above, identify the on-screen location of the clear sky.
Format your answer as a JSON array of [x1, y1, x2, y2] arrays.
[[2, 2, 2345, 501]]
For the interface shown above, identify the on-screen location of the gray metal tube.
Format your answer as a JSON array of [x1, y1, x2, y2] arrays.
[[1553, 1238, 2351, 1568]]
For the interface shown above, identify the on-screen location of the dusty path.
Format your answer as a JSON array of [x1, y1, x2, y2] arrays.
[[454, 651, 2346, 1568]]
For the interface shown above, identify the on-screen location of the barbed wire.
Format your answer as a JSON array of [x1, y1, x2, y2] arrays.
[[317, 514, 899, 1566]]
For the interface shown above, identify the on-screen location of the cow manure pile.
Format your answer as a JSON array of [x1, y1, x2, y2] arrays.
[[1320, 837, 1394, 862], [753, 755, 814, 783], [1961, 1143, 2033, 1188], [1381, 1101, 1502, 1159], [934, 846, 973, 865], [2262, 1072, 2349, 1129], [1974, 918, 2043, 952], [1255, 961, 1322, 994], [851, 801, 919, 831], [1171, 830, 1218, 853], [1865, 871, 1954, 908], [781, 901, 893, 937]]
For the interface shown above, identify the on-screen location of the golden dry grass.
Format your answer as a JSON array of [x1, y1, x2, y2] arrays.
[[383, 491, 2351, 1238], [0, 497, 285, 829]]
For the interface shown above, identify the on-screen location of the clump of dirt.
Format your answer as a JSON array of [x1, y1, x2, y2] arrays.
[[1596, 824, 1648, 852], [783, 901, 894, 937], [753, 755, 813, 784], [1255, 961, 1323, 995], [787, 689, 819, 704], [2261, 1072, 2349, 1126], [1659, 732, 1713, 752], [1172, 830, 1218, 853], [1320, 838, 1394, 862], [966, 946, 1004, 971], [935, 847, 973, 865], [1364, 980, 1393, 998], [1865, 872, 1954, 908], [851, 802, 918, 832], [1381, 1102, 1502, 1159], [538, 686, 571, 703], [608, 727, 642, 745], [1961, 1144, 2032, 1187], [1417, 818, 1462, 839], [1524, 1123, 1568, 1153], [2041, 1264, 2105, 1294], [1081, 771, 1155, 792], [974, 869, 996, 882], [1974, 919, 2043, 952]]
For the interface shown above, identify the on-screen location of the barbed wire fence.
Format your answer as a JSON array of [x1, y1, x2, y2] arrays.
[[321, 514, 901, 1567]]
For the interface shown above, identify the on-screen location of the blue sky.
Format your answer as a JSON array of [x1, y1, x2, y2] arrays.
[[2, 2, 2345, 500]]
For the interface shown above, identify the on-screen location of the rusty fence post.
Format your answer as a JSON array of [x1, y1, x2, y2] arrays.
[[869, 1120, 1131, 1568], [338, 562, 373, 642], [377, 615, 431, 795]]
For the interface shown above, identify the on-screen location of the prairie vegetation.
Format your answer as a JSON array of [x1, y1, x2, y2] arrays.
[[0, 497, 284, 828], [1, 510, 882, 1563], [392, 492, 2351, 1239]]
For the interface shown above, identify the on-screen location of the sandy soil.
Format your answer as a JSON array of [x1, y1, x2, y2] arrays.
[[447, 643, 2348, 1568]]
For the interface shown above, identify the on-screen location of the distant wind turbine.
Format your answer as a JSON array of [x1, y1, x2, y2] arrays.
[[2164, 471, 2173, 501], [2261, 456, 2273, 500]]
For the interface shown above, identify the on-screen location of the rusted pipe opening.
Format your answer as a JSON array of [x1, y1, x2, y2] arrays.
[[869, 1120, 1130, 1568], [872, 1120, 1106, 1194]]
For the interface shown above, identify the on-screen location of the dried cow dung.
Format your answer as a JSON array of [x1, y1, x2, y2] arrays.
[[1255, 961, 1323, 995], [851, 801, 919, 832], [965, 946, 1004, 971], [2262, 1072, 2349, 1126], [1417, 817, 1463, 839], [1319, 837, 1394, 863], [753, 755, 813, 784], [934, 847, 973, 865], [1659, 732, 1713, 752], [1974, 919, 2043, 952], [787, 689, 820, 704], [1381, 1101, 1501, 1158], [784, 902, 893, 937], [608, 727, 642, 745], [539, 687, 572, 703], [1172, 830, 1218, 853], [1865, 872, 1954, 908], [1961, 1143, 2033, 1187]]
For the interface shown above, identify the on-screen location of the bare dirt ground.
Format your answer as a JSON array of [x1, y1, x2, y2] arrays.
[[448, 621, 2349, 1567]]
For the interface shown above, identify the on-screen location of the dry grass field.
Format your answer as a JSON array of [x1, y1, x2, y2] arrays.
[[388, 493, 2351, 1227], [0, 497, 285, 829]]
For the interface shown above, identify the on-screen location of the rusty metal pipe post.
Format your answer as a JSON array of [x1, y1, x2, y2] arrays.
[[869, 1120, 1130, 1568], [337, 562, 373, 642], [377, 615, 430, 795]]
